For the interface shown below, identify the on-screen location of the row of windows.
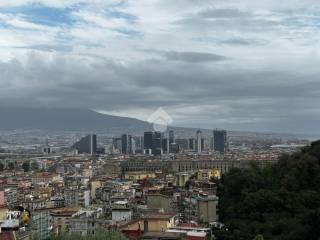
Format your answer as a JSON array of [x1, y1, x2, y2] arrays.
[[178, 163, 231, 173]]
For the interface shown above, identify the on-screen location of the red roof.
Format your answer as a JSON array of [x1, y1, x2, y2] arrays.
[[0, 232, 15, 240], [177, 223, 199, 228]]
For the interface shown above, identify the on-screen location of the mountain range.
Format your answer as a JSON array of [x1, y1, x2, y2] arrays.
[[0, 107, 152, 133], [0, 107, 298, 139]]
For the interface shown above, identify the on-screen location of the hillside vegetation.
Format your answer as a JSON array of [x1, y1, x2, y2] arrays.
[[214, 140, 320, 240]]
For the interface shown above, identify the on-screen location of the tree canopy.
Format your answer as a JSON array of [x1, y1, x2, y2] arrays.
[[22, 161, 30, 172], [214, 140, 320, 240], [8, 162, 14, 170]]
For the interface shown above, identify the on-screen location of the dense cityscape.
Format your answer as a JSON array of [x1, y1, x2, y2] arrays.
[[0, 126, 309, 239]]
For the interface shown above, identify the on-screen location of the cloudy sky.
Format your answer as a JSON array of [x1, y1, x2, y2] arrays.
[[0, 0, 320, 135]]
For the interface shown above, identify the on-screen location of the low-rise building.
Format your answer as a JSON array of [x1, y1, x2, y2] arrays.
[[196, 169, 220, 181], [32, 173, 62, 184], [197, 196, 218, 224], [146, 194, 174, 213], [31, 210, 51, 240], [121, 213, 177, 234], [68, 209, 100, 236], [50, 207, 80, 235], [175, 172, 194, 188], [124, 171, 156, 181]]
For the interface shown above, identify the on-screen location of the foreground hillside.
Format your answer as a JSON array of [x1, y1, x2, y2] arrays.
[[214, 140, 320, 240]]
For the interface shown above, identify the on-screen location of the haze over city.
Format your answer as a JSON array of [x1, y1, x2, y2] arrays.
[[0, 0, 320, 135]]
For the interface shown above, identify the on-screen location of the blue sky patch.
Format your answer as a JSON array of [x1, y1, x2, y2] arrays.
[[0, 4, 76, 27], [105, 10, 138, 23]]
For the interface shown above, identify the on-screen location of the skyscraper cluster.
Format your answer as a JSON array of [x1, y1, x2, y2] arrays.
[[112, 129, 227, 156]]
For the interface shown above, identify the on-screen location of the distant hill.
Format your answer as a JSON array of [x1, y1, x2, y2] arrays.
[[0, 107, 152, 133], [0, 107, 300, 139]]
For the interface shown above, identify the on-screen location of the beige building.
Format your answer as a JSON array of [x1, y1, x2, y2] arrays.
[[197, 196, 218, 223], [0, 191, 6, 220], [0, 205, 7, 220], [175, 172, 194, 187], [120, 213, 177, 233], [124, 171, 156, 181], [90, 180, 102, 200]]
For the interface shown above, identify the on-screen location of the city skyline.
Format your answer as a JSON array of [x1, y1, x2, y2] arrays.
[[0, 0, 320, 135]]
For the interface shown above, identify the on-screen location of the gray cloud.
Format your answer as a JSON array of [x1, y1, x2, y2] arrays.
[[1, 51, 319, 135], [199, 8, 250, 19], [218, 38, 269, 46], [146, 50, 228, 63]]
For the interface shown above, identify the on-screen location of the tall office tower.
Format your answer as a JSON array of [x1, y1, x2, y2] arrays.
[[133, 136, 143, 151], [196, 130, 202, 153], [169, 143, 180, 153], [143, 131, 163, 155], [188, 138, 195, 151], [153, 131, 162, 155], [162, 138, 168, 153], [133, 136, 144, 154], [201, 138, 205, 151], [121, 134, 133, 154], [169, 130, 174, 144], [112, 137, 122, 152], [144, 132, 153, 154], [130, 136, 135, 154], [128, 135, 133, 154], [213, 129, 227, 154], [175, 139, 189, 151], [168, 130, 174, 153], [72, 134, 97, 155], [210, 137, 214, 151], [121, 134, 128, 154]]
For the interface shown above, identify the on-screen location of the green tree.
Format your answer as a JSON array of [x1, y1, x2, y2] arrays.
[[22, 161, 30, 172], [254, 235, 264, 240], [31, 161, 39, 171], [8, 162, 15, 170]]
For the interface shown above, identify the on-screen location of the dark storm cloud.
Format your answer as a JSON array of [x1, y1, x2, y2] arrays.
[[0, 51, 319, 134], [123, 61, 319, 101]]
